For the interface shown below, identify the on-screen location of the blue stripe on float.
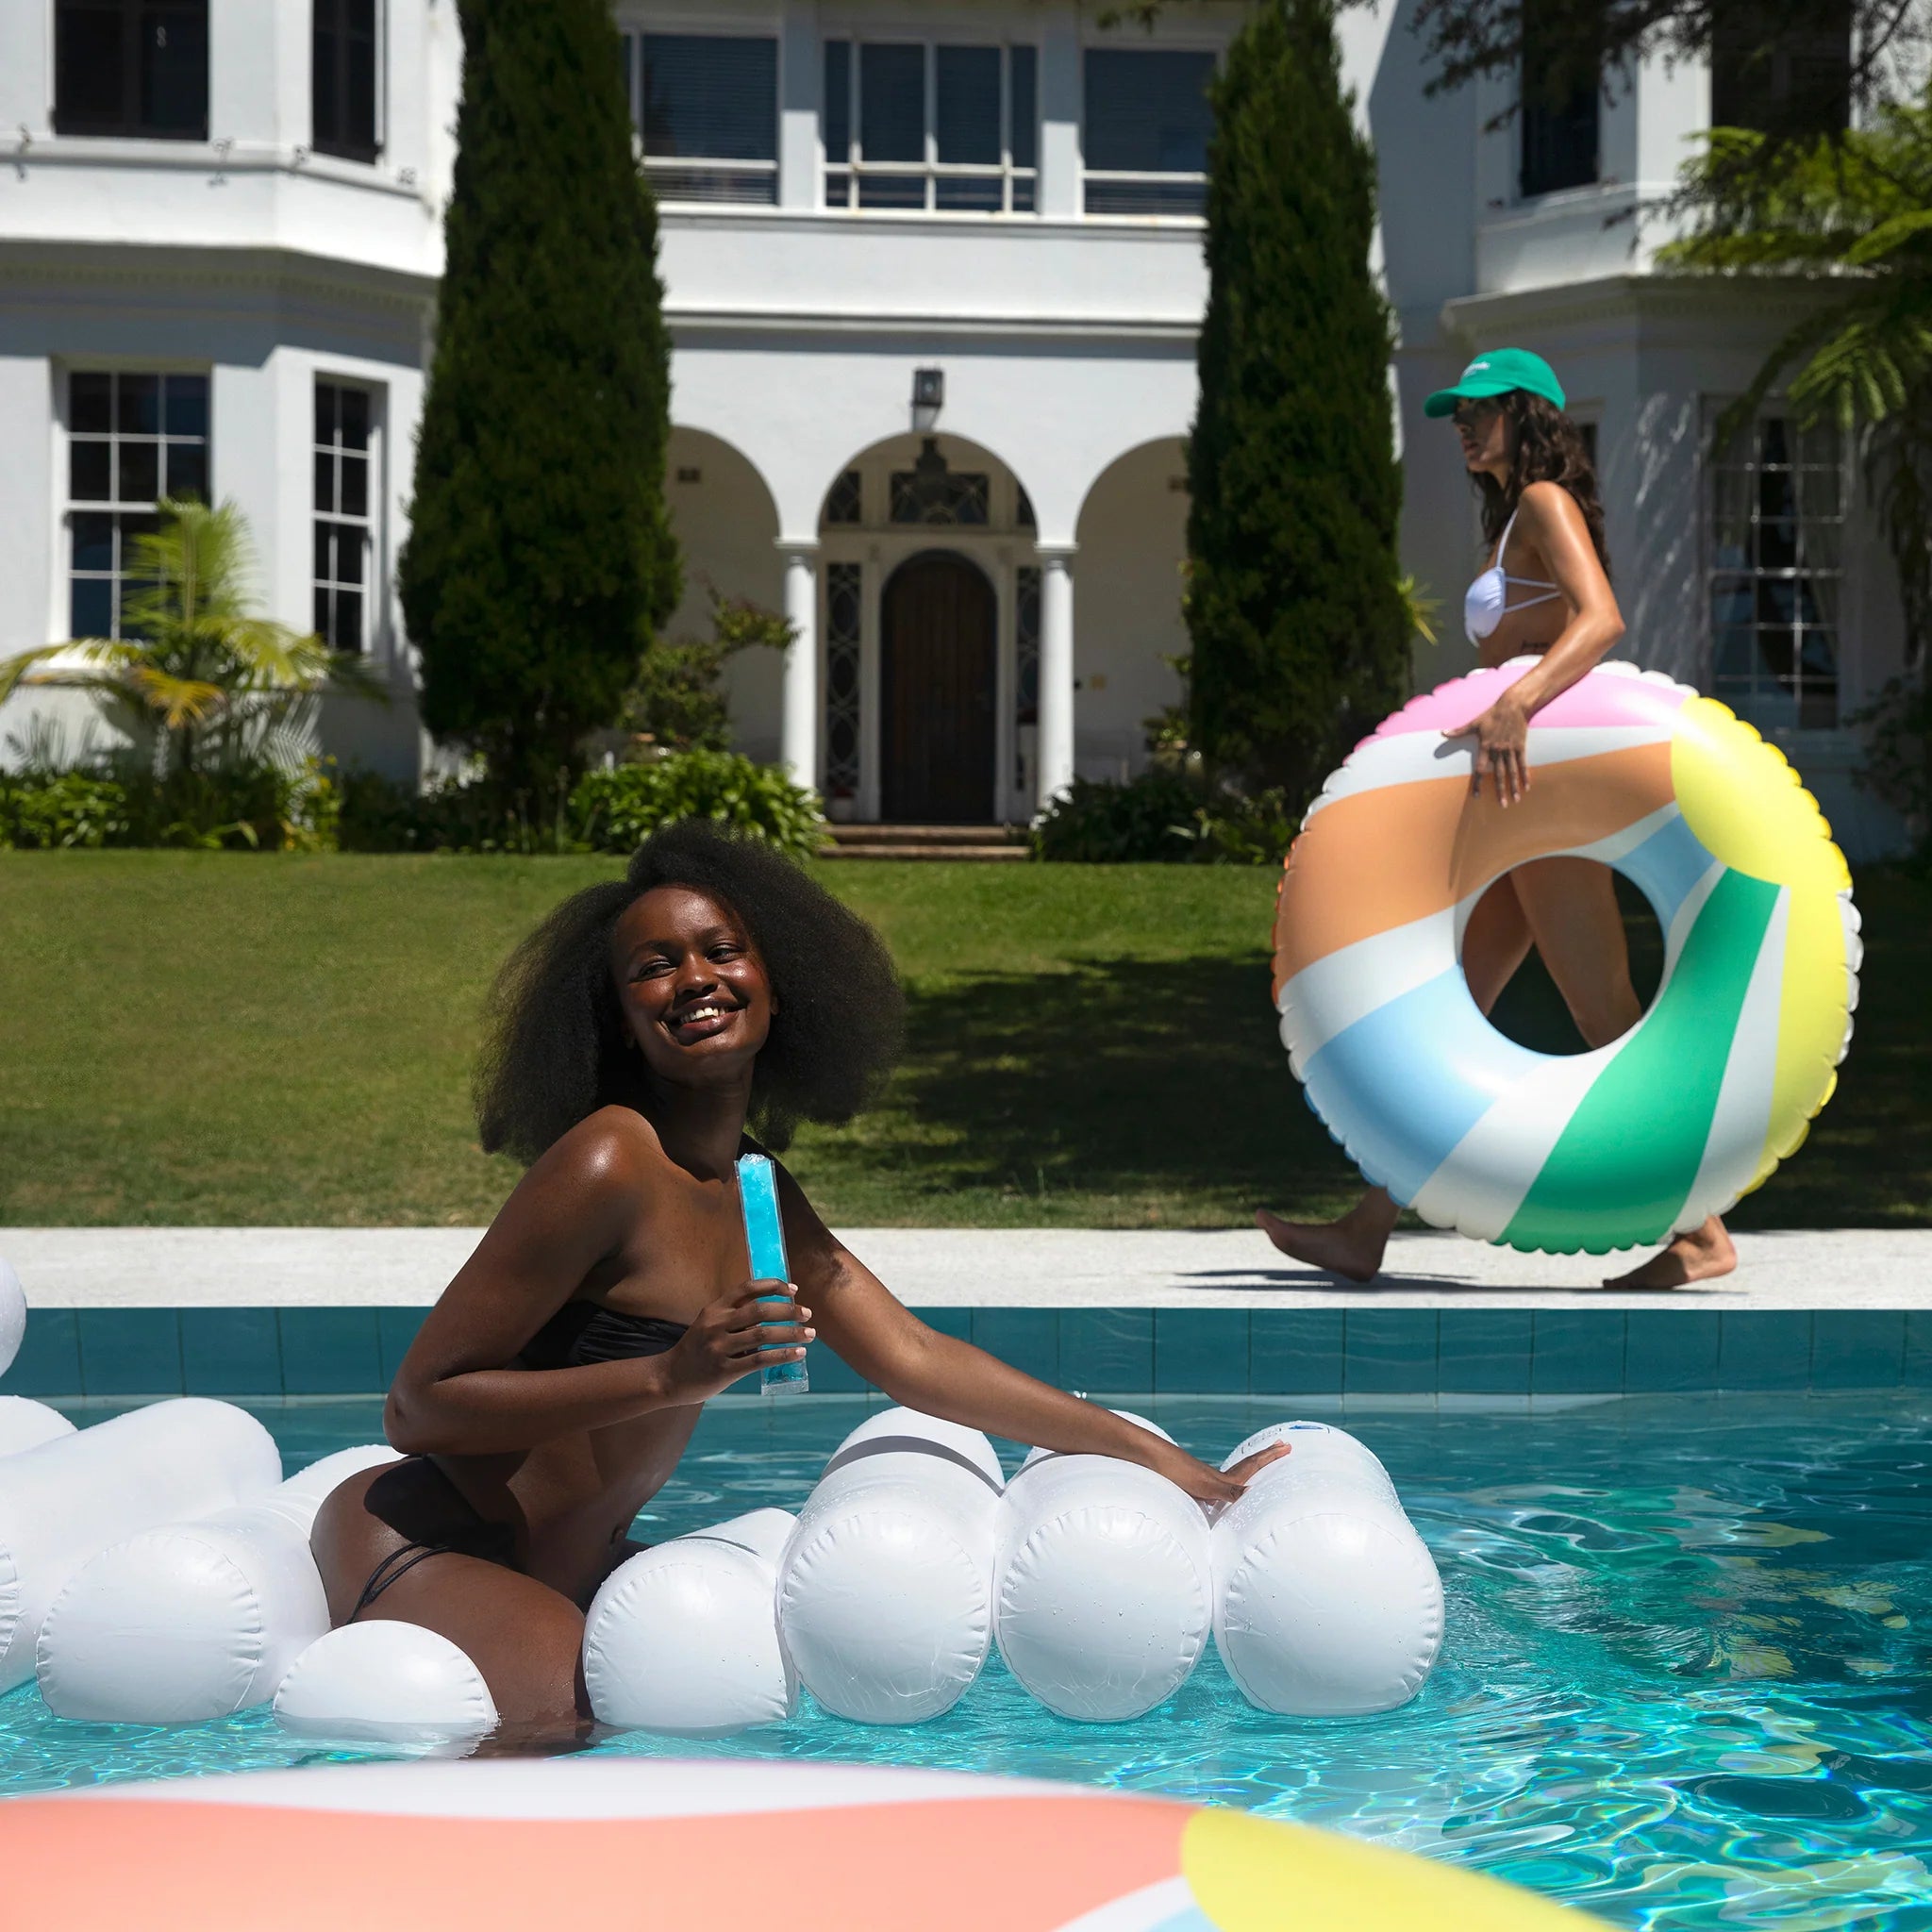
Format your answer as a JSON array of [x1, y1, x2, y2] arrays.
[[1615, 808, 1719, 935], [1301, 966, 1549, 1207]]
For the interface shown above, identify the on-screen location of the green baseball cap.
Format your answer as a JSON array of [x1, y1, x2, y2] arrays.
[[1424, 347, 1566, 418]]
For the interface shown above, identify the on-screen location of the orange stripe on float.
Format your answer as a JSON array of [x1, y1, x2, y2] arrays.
[[3, 1793, 1188, 1932], [1274, 742, 1674, 987]]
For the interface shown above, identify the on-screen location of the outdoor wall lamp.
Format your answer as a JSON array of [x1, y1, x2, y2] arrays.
[[911, 366, 944, 431]]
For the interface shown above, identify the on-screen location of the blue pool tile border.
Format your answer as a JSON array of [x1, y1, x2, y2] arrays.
[[4, 1307, 1929, 1402]]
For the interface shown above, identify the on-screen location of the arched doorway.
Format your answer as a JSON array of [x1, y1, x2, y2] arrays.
[[880, 551, 997, 823]]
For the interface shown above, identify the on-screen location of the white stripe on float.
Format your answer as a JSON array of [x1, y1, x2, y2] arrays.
[[1049, 1876, 1201, 1932], [1680, 885, 1787, 1228], [63, 1758, 1089, 1819]]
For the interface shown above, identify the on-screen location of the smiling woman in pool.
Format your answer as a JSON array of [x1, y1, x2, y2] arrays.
[[311, 820, 1282, 1737]]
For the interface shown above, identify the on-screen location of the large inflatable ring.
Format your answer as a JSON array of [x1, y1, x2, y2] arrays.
[[1272, 659, 1860, 1255]]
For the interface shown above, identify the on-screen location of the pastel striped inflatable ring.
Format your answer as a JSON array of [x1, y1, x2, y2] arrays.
[[4, 1757, 1610, 1930], [1273, 658, 1860, 1255]]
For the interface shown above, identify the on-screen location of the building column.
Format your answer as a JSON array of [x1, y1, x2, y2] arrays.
[[780, 541, 821, 791], [1035, 543, 1076, 811], [777, 0, 823, 211]]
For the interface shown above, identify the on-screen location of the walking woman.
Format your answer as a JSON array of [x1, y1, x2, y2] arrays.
[[312, 822, 1282, 1739], [1257, 349, 1736, 1291]]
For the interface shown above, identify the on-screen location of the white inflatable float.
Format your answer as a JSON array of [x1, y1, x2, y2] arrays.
[[778, 1407, 1004, 1724], [0, 1252, 26, 1378], [0, 1397, 282, 1693], [994, 1414, 1211, 1722], [37, 1442, 398, 1722], [1212, 1421, 1444, 1715], [274, 1620, 499, 1750], [0, 1396, 75, 1457], [583, 1506, 797, 1735]]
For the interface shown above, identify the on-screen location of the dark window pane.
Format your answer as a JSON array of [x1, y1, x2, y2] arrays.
[[1520, 9, 1599, 196], [936, 175, 1002, 211], [337, 523, 366, 585], [71, 371, 113, 434], [162, 374, 207, 438], [1010, 46, 1037, 169], [315, 521, 335, 581], [333, 590, 363, 650], [313, 11, 341, 145], [72, 511, 115, 575], [339, 385, 370, 447], [142, 4, 209, 137], [641, 35, 776, 160], [1712, 0, 1851, 135], [858, 172, 926, 208], [824, 41, 850, 158], [118, 440, 159, 503], [119, 373, 160, 435], [315, 381, 337, 443], [341, 453, 369, 518], [163, 440, 207, 501], [345, 14, 377, 155], [1084, 176, 1206, 216], [315, 448, 336, 515], [860, 43, 924, 162], [1010, 177, 1035, 212], [72, 574, 114, 640], [70, 440, 112, 501], [314, 586, 331, 638], [825, 166, 851, 206], [936, 46, 1000, 164], [55, 5, 127, 131], [1084, 49, 1213, 175]]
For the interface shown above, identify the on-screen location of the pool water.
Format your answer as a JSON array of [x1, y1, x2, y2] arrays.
[[5, 1392, 1931, 1931]]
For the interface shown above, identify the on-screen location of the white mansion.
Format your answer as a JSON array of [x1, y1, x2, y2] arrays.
[[0, 1, 1911, 853]]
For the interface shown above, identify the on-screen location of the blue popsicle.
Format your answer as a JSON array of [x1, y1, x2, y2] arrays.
[[736, 1152, 808, 1395]]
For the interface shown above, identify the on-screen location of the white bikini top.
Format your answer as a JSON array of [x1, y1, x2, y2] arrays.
[[1465, 508, 1561, 643]]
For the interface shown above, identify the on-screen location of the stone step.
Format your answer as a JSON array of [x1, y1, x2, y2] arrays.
[[823, 823, 1030, 861]]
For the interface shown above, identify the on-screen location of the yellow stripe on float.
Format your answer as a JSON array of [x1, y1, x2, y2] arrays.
[[1179, 1807, 1613, 1931], [1756, 885, 1853, 1186]]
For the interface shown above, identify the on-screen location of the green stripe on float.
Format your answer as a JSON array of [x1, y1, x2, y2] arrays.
[[1501, 868, 1781, 1253]]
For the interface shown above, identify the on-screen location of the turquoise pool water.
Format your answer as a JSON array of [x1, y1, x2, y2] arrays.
[[5, 1392, 1930, 1930]]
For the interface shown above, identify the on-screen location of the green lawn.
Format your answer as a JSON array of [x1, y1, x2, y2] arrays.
[[1, 852, 1925, 1230]]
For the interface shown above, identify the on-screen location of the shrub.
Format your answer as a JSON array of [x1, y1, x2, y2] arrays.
[[1032, 767, 1298, 865], [1853, 672, 1931, 852], [624, 589, 795, 755], [0, 770, 132, 849], [571, 752, 826, 860]]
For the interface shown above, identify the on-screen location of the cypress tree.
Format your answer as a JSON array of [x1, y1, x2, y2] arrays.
[[1186, 0, 1407, 804], [400, 0, 679, 815]]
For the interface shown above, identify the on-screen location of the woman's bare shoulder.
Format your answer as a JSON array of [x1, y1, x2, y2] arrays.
[[1518, 478, 1589, 530], [528, 1105, 669, 1199]]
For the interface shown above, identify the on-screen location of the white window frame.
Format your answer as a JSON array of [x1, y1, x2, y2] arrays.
[[823, 38, 1040, 216], [1078, 39, 1221, 221], [313, 377, 380, 656], [59, 364, 211, 644], [620, 27, 780, 207]]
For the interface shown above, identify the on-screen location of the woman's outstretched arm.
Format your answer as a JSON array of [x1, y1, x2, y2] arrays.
[[775, 1163, 1283, 1503]]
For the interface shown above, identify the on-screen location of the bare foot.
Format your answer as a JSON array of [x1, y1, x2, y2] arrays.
[[1255, 1205, 1391, 1285], [1601, 1217, 1738, 1291]]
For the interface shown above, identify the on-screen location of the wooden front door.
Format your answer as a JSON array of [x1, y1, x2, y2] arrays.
[[879, 551, 997, 824]]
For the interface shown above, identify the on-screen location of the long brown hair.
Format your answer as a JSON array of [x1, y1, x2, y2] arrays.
[[1474, 391, 1610, 575]]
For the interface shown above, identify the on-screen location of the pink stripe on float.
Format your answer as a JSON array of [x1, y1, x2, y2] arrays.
[[1372, 664, 1689, 740]]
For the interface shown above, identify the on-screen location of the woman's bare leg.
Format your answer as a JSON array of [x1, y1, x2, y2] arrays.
[[1509, 858, 1737, 1289], [1257, 878, 1535, 1281], [310, 1466, 591, 1747]]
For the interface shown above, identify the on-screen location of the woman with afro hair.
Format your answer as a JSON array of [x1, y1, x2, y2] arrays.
[[312, 820, 1284, 1737]]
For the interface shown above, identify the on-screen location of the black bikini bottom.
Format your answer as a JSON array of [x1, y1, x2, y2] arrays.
[[350, 1455, 522, 1618]]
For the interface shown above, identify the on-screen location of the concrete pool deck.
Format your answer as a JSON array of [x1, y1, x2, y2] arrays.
[[4, 1224, 1927, 1310]]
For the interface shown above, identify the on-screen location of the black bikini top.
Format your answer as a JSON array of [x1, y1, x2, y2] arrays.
[[520, 1299, 689, 1371]]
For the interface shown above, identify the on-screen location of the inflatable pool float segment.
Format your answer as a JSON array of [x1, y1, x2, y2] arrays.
[[0, 1757, 1613, 1932], [1274, 660, 1860, 1254]]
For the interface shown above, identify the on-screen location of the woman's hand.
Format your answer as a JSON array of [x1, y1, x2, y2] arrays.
[[659, 1282, 815, 1405], [1450, 694, 1530, 807], [1153, 1438, 1291, 1506]]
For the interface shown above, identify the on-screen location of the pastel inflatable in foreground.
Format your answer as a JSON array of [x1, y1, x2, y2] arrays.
[[0, 1252, 26, 1377], [2, 1758, 1607, 1932], [0, 1397, 283, 1694], [0, 1395, 75, 1457], [1274, 659, 1860, 1253], [39, 1441, 399, 1723]]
